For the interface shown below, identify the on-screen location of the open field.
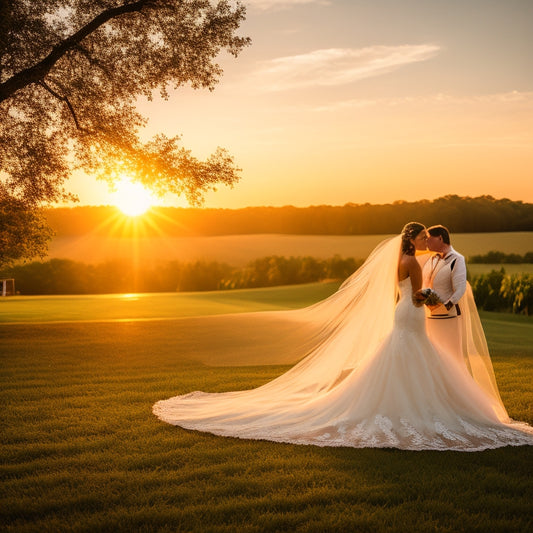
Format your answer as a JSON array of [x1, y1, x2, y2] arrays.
[[47, 232, 533, 267], [0, 283, 340, 324], [1, 288, 532, 532], [2, 283, 533, 326]]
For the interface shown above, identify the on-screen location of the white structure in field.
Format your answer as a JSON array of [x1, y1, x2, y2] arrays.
[[1, 279, 15, 296]]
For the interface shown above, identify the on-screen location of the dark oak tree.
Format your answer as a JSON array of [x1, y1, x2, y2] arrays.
[[0, 0, 250, 204], [0, 0, 249, 264], [0, 185, 53, 267]]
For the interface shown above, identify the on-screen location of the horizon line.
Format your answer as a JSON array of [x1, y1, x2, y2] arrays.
[[49, 194, 532, 211]]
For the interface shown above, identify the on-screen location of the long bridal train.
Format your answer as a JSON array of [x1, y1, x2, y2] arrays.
[[153, 236, 533, 451]]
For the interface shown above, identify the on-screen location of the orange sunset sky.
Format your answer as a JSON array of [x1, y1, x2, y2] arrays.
[[68, 0, 533, 209]]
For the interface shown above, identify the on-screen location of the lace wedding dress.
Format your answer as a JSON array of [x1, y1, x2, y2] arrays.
[[153, 237, 533, 451]]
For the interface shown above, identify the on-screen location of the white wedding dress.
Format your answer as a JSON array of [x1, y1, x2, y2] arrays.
[[153, 237, 533, 451]]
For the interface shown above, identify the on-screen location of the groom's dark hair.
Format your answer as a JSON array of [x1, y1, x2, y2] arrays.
[[427, 225, 450, 244]]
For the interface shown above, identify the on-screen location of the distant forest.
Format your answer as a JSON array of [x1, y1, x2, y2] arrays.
[[46, 195, 533, 237], [3, 257, 532, 315]]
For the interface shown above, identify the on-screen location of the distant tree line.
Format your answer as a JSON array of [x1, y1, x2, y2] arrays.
[[219, 256, 362, 290], [469, 251, 533, 264], [3, 257, 532, 315], [46, 195, 533, 237], [0, 256, 360, 295]]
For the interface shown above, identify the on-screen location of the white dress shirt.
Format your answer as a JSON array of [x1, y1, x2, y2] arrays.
[[423, 246, 467, 308]]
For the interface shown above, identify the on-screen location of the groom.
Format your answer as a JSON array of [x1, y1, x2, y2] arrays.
[[423, 225, 467, 366]]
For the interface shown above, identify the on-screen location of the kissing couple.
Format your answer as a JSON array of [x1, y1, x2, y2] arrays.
[[154, 223, 533, 451]]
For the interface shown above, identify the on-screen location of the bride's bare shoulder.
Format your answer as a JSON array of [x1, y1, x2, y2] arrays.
[[398, 253, 419, 280], [399, 254, 418, 267]]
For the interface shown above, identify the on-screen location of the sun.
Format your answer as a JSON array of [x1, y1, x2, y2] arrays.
[[112, 177, 155, 217]]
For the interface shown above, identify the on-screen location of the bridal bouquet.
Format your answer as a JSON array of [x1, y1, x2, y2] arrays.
[[413, 288, 442, 306]]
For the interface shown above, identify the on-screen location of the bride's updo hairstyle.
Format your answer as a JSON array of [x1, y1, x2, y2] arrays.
[[401, 222, 426, 255]]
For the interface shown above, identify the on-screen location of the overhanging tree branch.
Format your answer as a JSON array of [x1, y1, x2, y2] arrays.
[[72, 43, 113, 80], [0, 0, 154, 102], [1, 0, 249, 213], [37, 80, 90, 133]]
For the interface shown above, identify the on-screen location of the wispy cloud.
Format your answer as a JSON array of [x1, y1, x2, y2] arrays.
[[251, 45, 441, 91], [246, 0, 330, 11], [312, 91, 533, 112]]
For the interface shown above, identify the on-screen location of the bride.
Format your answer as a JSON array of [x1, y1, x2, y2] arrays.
[[153, 223, 533, 451]]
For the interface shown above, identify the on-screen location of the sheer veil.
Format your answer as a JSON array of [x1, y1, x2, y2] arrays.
[[250, 235, 403, 396], [153, 234, 509, 428], [459, 284, 509, 421]]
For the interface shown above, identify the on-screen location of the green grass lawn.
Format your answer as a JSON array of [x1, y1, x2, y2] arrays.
[[0, 282, 341, 324], [1, 287, 532, 532]]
